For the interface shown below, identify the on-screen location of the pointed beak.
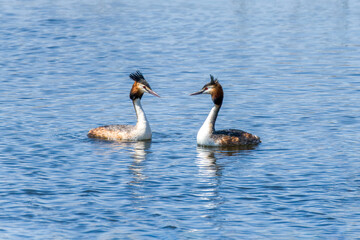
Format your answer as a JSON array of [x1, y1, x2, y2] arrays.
[[146, 88, 160, 97], [190, 89, 205, 96]]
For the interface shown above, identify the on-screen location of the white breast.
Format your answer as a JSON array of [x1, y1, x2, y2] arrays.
[[133, 122, 152, 141], [196, 125, 217, 146]]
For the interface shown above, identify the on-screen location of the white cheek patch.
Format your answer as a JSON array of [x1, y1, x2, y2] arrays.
[[204, 88, 213, 94]]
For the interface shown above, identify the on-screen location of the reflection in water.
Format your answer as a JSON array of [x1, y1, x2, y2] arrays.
[[127, 141, 151, 210], [195, 146, 255, 229], [196, 145, 254, 183], [90, 139, 151, 211], [196, 145, 257, 178], [196, 147, 221, 179], [90, 139, 151, 184], [196, 145, 253, 179], [88, 139, 151, 210], [196, 147, 223, 229], [129, 141, 151, 184]]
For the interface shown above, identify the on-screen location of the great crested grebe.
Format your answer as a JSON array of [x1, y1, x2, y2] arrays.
[[190, 75, 261, 147], [88, 71, 160, 141]]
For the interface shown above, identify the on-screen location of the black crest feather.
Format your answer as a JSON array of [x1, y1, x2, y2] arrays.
[[129, 70, 150, 88], [210, 74, 218, 84]]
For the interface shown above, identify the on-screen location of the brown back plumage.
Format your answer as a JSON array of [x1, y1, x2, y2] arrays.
[[212, 129, 261, 146]]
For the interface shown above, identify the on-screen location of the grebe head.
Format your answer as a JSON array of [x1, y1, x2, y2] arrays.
[[129, 70, 160, 100], [190, 75, 223, 105]]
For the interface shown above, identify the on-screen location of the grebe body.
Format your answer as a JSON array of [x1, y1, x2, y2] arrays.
[[191, 75, 260, 147], [88, 71, 160, 141]]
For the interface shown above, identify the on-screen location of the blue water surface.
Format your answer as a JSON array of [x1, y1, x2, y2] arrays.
[[1, 0, 360, 239]]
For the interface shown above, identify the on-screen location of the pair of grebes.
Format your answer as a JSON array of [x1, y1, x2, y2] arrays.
[[88, 71, 261, 147]]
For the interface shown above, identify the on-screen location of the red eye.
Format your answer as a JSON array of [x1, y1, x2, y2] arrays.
[[205, 87, 208, 90], [143, 86, 146, 89]]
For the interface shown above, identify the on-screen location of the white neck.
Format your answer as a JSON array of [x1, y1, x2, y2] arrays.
[[133, 98, 148, 125], [133, 98, 152, 139], [197, 104, 221, 145]]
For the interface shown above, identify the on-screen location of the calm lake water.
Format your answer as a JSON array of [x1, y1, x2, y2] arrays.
[[1, 0, 360, 239]]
